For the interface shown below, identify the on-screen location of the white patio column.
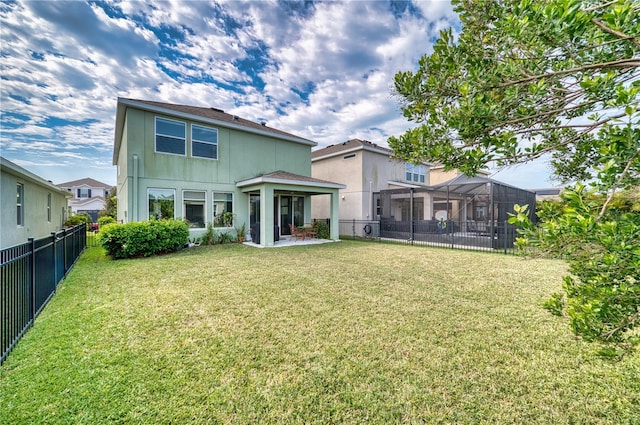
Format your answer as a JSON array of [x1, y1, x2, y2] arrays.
[[261, 185, 275, 246], [330, 190, 340, 241]]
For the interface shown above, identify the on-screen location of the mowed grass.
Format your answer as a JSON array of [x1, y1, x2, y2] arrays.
[[1, 241, 638, 424]]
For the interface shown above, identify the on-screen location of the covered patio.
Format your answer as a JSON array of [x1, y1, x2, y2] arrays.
[[237, 171, 345, 247]]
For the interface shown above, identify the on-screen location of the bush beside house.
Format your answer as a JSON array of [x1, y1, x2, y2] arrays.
[[98, 220, 189, 259]]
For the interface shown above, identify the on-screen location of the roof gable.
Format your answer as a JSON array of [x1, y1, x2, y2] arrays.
[[312, 138, 393, 161], [57, 177, 111, 188]]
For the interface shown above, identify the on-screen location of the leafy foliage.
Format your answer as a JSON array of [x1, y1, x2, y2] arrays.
[[65, 213, 92, 227], [97, 216, 116, 227], [391, 0, 639, 354], [389, 0, 639, 188], [99, 186, 117, 219], [312, 220, 330, 239], [510, 186, 640, 354], [98, 220, 189, 259]]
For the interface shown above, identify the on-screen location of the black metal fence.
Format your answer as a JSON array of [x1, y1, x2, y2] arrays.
[[1, 224, 87, 365], [339, 219, 520, 254]]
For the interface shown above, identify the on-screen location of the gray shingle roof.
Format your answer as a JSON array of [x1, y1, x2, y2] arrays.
[[312, 138, 393, 159], [123, 98, 314, 144], [57, 177, 111, 188]]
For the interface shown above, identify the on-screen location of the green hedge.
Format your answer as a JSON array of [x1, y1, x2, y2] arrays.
[[98, 220, 189, 259], [312, 220, 330, 239], [97, 216, 116, 226]]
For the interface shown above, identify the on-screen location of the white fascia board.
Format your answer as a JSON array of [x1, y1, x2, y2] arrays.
[[387, 180, 421, 189], [312, 144, 392, 162], [237, 176, 345, 190]]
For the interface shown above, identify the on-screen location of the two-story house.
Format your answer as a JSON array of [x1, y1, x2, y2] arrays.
[[113, 98, 344, 247], [311, 139, 432, 221], [311, 139, 497, 223], [57, 177, 112, 222], [1, 157, 71, 249]]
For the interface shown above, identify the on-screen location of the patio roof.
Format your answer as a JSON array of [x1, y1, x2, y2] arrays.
[[236, 171, 345, 192]]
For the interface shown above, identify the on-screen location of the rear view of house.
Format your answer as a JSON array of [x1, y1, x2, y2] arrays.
[[112, 98, 344, 246], [58, 177, 112, 222]]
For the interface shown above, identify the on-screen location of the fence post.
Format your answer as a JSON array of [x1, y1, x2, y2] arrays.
[[28, 237, 35, 327], [450, 220, 454, 248], [503, 221, 508, 254], [62, 228, 68, 274], [51, 232, 57, 288], [352, 219, 355, 239]]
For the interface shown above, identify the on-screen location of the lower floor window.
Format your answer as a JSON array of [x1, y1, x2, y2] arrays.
[[213, 192, 233, 227], [149, 188, 175, 219], [184, 190, 205, 228]]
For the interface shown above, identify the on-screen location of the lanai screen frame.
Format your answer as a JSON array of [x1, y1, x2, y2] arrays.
[[378, 175, 537, 249]]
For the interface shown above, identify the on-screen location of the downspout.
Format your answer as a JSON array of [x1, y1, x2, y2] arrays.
[[132, 154, 138, 222]]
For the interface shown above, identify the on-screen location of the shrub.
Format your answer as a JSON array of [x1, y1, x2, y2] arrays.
[[97, 216, 116, 227], [312, 220, 330, 239], [98, 220, 189, 259], [201, 223, 216, 245], [65, 214, 92, 227], [510, 186, 640, 356]]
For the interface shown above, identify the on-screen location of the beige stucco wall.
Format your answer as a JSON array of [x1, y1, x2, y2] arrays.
[[429, 168, 459, 185], [311, 148, 428, 221]]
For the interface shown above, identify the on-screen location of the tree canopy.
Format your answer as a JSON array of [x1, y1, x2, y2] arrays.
[[390, 0, 639, 192], [390, 0, 640, 355]]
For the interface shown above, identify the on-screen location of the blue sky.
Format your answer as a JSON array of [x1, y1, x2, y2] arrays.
[[1, 0, 555, 188]]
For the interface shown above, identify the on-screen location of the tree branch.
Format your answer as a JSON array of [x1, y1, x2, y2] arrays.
[[597, 148, 640, 221], [512, 111, 630, 135], [497, 59, 640, 88], [583, 1, 618, 13], [591, 18, 640, 48]]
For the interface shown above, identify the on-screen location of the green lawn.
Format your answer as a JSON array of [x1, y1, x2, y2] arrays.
[[1, 242, 638, 424]]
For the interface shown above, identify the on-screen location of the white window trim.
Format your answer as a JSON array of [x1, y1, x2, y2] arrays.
[[212, 191, 234, 228], [147, 188, 176, 220], [191, 124, 218, 160], [155, 116, 186, 157], [182, 190, 207, 229], [17, 182, 24, 227]]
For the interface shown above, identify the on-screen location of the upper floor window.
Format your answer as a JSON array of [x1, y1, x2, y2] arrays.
[[17, 183, 24, 226], [47, 193, 52, 222], [155, 117, 186, 156], [77, 188, 91, 198], [405, 163, 426, 183], [192, 124, 218, 159]]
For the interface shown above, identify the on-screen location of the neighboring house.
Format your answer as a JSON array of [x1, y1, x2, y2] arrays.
[[534, 187, 564, 201], [57, 177, 112, 222], [428, 164, 490, 186], [1, 157, 71, 249], [311, 138, 494, 223], [311, 139, 432, 221], [113, 98, 344, 247]]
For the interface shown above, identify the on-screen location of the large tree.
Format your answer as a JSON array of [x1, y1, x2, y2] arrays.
[[390, 0, 638, 190], [390, 0, 639, 354]]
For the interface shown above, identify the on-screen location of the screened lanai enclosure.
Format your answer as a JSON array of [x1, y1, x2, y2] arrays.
[[377, 176, 537, 251]]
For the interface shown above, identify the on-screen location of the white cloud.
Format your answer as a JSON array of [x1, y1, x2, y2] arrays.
[[2, 1, 555, 188]]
